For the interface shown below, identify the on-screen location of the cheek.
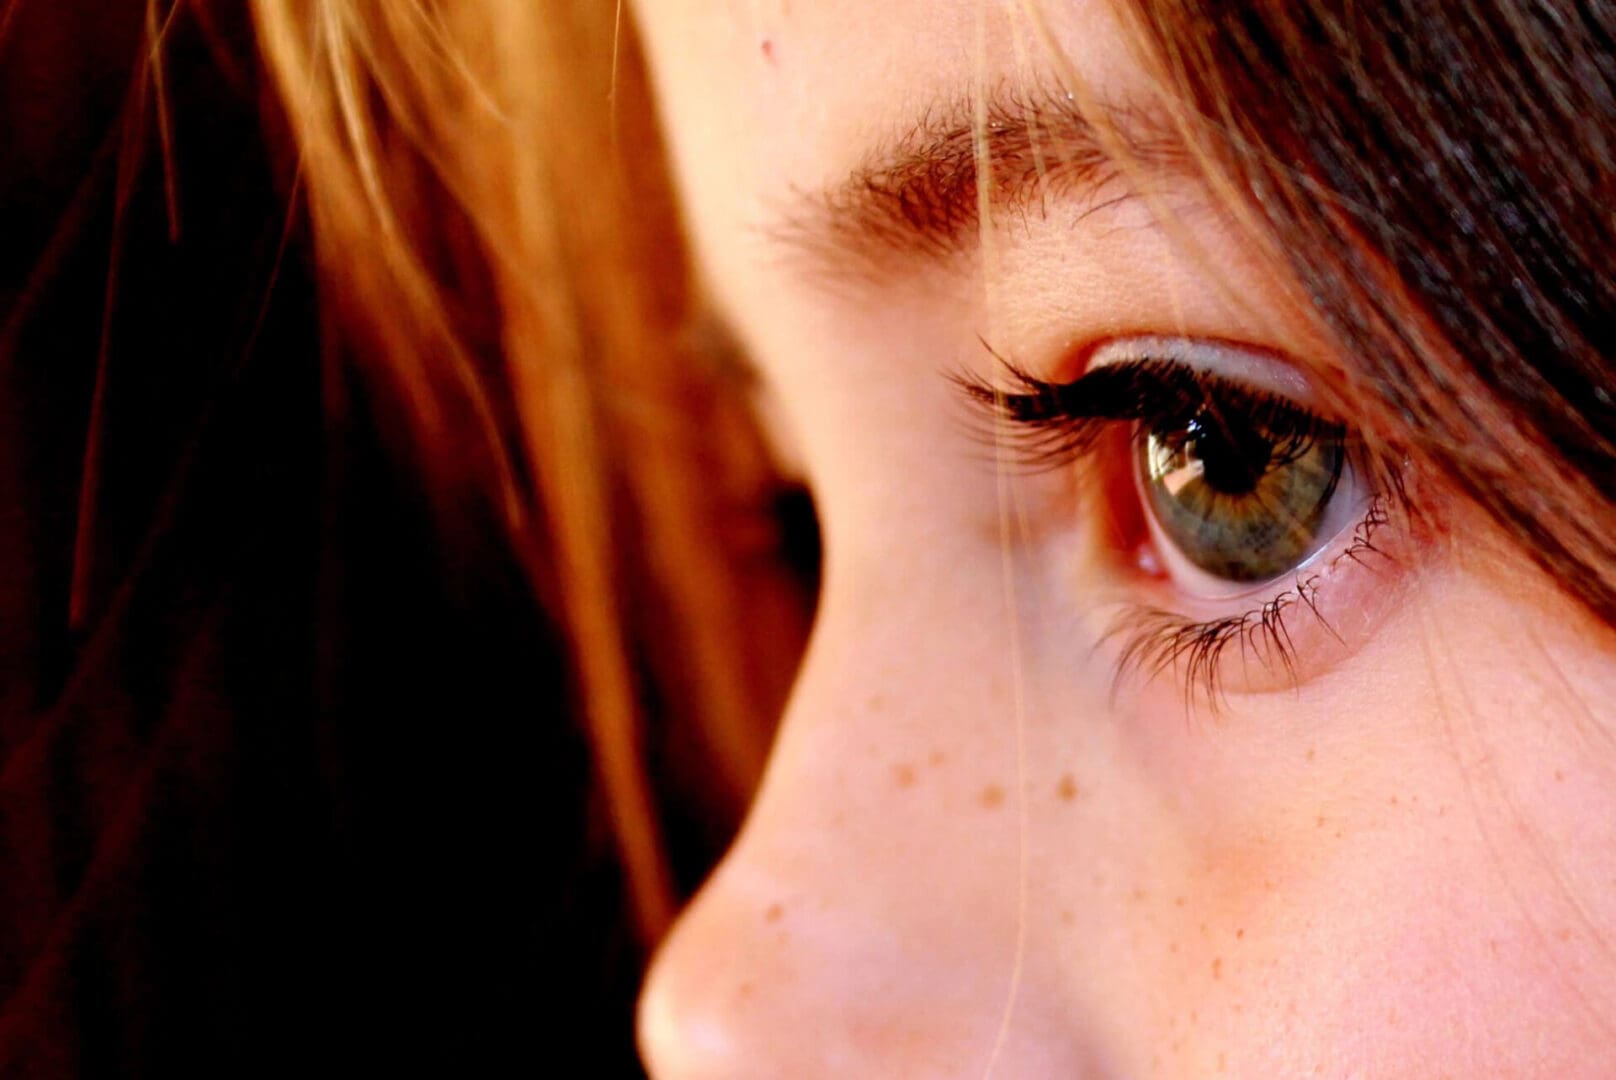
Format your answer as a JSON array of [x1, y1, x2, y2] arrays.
[[1114, 713, 1616, 1076], [1104, 777, 1614, 1077], [1007, 564, 1616, 1074]]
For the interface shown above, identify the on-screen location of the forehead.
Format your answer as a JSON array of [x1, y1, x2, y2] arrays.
[[629, 0, 1153, 288]]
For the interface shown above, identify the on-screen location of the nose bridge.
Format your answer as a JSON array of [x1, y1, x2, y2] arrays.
[[637, 609, 1108, 1078]]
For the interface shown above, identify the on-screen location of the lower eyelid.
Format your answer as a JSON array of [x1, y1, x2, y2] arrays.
[[1096, 493, 1415, 702]]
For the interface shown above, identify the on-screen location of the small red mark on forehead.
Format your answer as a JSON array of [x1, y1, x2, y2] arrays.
[[761, 38, 776, 63]]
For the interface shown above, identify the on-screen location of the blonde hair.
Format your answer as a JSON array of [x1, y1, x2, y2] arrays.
[[249, 0, 806, 942]]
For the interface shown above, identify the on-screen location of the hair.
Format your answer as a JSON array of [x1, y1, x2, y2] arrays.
[[246, 0, 1616, 944], [247, 0, 811, 943]]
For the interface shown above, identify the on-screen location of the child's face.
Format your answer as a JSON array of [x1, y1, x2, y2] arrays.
[[630, 1, 1616, 1075]]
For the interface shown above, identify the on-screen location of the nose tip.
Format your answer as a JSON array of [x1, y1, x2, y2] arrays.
[[636, 858, 1094, 1079], [635, 899, 748, 1079], [637, 869, 837, 1080]]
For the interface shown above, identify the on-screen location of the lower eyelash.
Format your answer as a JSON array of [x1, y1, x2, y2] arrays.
[[1101, 493, 1398, 711]]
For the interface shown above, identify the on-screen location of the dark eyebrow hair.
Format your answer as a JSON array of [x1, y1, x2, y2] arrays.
[[770, 83, 1189, 279]]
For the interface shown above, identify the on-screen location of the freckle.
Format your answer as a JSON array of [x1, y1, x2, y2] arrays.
[[1315, 814, 1326, 828], [760, 38, 776, 62], [1306, 747, 1316, 762], [1131, 887, 1149, 903], [929, 749, 947, 767], [1557, 927, 1573, 942], [892, 763, 916, 788], [1218, 1052, 1227, 1073], [1091, 873, 1106, 888], [1199, 921, 1209, 936], [1236, 927, 1245, 940], [1057, 773, 1080, 801], [1555, 769, 1565, 782], [866, 693, 884, 713], [1333, 830, 1343, 838], [737, 981, 754, 998], [1060, 909, 1074, 926], [978, 783, 1005, 809], [1263, 879, 1276, 890], [1169, 940, 1179, 954], [1487, 938, 1501, 956], [1174, 895, 1185, 907], [1211, 957, 1223, 979], [765, 903, 783, 923], [1190, 1010, 1198, 1024]]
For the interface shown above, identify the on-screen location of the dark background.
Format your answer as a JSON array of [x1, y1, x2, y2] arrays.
[[0, 2, 719, 1074]]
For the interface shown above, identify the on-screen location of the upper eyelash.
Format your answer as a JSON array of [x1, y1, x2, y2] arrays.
[[952, 353, 1345, 470], [952, 347, 1407, 709]]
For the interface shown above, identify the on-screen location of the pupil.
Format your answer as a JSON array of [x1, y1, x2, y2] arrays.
[[1188, 415, 1272, 494]]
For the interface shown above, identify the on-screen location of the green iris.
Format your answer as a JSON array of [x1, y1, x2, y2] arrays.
[[1138, 402, 1346, 583]]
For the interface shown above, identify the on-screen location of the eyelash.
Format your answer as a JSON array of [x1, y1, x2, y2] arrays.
[[954, 351, 1410, 707]]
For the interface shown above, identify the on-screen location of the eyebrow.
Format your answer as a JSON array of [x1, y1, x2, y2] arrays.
[[771, 83, 1190, 279]]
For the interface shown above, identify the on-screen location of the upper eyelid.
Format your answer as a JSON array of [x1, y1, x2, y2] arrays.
[[1086, 336, 1323, 404]]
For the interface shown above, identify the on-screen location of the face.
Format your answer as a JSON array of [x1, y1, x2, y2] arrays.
[[629, 1, 1616, 1075]]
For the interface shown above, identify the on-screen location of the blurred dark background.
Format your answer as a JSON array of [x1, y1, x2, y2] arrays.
[[0, 2, 794, 1074]]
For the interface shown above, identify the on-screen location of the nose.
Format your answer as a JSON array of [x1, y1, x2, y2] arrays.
[[636, 697, 1103, 1078], [637, 839, 1086, 1078], [637, 852, 973, 1076]]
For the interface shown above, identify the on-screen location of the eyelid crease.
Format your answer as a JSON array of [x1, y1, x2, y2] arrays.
[[1087, 335, 1321, 405]]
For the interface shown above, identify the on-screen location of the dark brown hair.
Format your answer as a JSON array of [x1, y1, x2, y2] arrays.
[[1124, 0, 1616, 621]]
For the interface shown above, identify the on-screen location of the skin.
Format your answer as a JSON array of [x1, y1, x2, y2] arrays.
[[629, 0, 1616, 1075]]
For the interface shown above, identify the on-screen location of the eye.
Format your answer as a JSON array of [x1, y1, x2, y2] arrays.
[[1137, 389, 1348, 585], [953, 337, 1412, 701]]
